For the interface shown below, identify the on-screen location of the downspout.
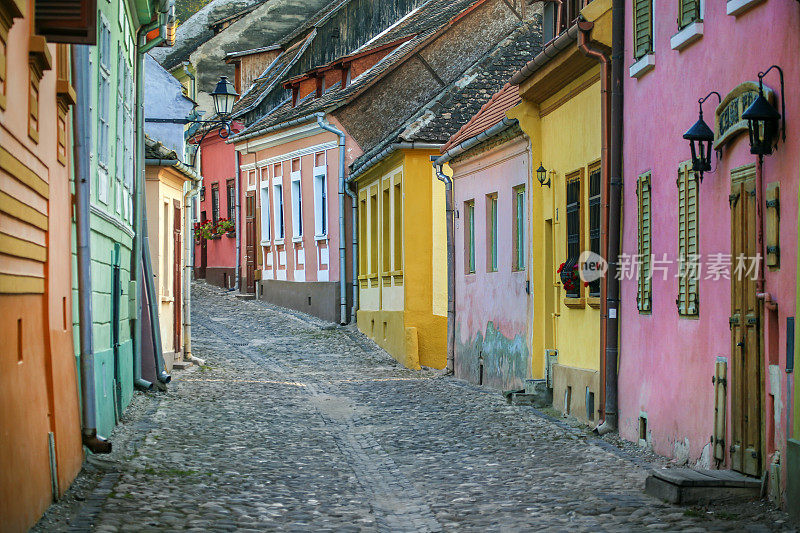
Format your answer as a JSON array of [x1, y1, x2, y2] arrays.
[[138, 5, 171, 385], [316, 115, 354, 324], [234, 150, 241, 291], [72, 44, 112, 453], [183, 178, 201, 363], [433, 161, 455, 374], [577, 20, 611, 427], [594, 0, 624, 434]]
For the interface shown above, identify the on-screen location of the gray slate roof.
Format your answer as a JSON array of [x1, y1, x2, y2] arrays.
[[350, 19, 541, 170]]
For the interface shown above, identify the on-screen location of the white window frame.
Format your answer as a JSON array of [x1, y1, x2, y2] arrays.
[[260, 182, 271, 243], [313, 153, 327, 237], [273, 181, 284, 241], [290, 159, 302, 240]]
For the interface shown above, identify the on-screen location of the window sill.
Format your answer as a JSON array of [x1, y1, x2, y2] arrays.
[[161, 296, 174, 303], [727, 0, 764, 16], [629, 54, 655, 79], [260, 240, 270, 247], [292, 236, 303, 243], [563, 297, 585, 309], [670, 22, 703, 51], [274, 239, 284, 245], [315, 234, 328, 242], [588, 296, 602, 309]]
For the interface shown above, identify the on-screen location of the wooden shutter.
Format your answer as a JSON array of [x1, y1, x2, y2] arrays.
[[636, 173, 652, 312], [678, 0, 700, 29], [633, 0, 653, 60], [677, 162, 698, 316], [36, 0, 97, 45]]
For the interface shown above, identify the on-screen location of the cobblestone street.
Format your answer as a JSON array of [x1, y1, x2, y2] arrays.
[[35, 282, 796, 532]]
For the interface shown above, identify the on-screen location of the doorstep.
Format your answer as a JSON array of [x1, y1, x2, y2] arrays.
[[645, 468, 761, 505]]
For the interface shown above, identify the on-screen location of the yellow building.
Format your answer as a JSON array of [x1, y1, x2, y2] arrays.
[[144, 137, 198, 370], [508, 0, 611, 422], [349, 149, 448, 370]]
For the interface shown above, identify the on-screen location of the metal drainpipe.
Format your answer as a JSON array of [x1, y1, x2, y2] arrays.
[[72, 44, 112, 453], [578, 20, 611, 428], [316, 116, 355, 325], [183, 179, 199, 362], [138, 8, 171, 385], [433, 161, 455, 374], [131, 17, 162, 392], [234, 150, 241, 291], [594, 0, 624, 435]]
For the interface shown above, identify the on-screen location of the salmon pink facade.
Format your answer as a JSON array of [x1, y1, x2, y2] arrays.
[[619, 0, 799, 504], [195, 127, 240, 289]]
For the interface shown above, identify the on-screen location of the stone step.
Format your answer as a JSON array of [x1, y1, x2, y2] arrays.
[[171, 361, 193, 370], [234, 293, 255, 300], [645, 468, 761, 505]]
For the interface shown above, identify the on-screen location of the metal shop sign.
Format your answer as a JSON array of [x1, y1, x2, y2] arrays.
[[714, 81, 775, 149]]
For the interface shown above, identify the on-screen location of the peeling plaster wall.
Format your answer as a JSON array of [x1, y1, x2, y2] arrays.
[[452, 137, 530, 390]]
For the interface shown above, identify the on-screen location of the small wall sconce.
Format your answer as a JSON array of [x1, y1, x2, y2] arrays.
[[536, 163, 551, 187]]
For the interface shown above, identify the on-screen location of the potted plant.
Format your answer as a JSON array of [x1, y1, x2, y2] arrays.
[[216, 217, 235, 237], [194, 221, 216, 242], [557, 259, 580, 296]]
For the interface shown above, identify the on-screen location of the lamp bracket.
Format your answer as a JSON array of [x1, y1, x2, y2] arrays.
[[758, 65, 786, 143]]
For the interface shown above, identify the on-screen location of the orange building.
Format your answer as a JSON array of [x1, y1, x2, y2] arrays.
[[0, 2, 83, 531]]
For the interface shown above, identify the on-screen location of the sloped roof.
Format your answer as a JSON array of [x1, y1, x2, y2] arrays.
[[232, 0, 489, 140], [440, 82, 520, 152], [350, 20, 538, 171], [276, 0, 352, 48], [231, 30, 316, 117]]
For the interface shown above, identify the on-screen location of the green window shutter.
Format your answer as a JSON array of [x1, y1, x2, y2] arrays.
[[490, 195, 498, 272], [677, 165, 687, 315], [516, 189, 525, 270], [637, 174, 652, 312], [468, 202, 475, 274], [678, 0, 700, 29], [633, 0, 653, 60], [686, 170, 699, 314]]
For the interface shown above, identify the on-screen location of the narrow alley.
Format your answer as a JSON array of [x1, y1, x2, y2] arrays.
[[34, 283, 794, 532]]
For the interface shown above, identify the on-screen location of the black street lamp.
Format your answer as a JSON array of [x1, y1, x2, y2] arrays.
[[742, 65, 785, 156], [210, 76, 238, 117], [145, 75, 240, 157], [683, 91, 720, 182], [536, 163, 550, 187]]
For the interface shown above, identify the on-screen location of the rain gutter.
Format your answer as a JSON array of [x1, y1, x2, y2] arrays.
[[509, 24, 580, 86], [347, 142, 442, 184]]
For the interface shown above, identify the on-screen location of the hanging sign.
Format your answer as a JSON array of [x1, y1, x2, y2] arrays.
[[714, 81, 775, 149]]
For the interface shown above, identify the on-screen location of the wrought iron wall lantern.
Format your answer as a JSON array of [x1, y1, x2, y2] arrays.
[[742, 65, 785, 156], [145, 75, 240, 161], [683, 91, 720, 182], [536, 163, 551, 187]]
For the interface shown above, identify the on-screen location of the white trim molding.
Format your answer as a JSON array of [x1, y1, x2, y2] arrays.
[[629, 54, 656, 79], [235, 122, 326, 153], [670, 22, 703, 51], [240, 162, 256, 172], [256, 141, 337, 168], [726, 0, 765, 16]]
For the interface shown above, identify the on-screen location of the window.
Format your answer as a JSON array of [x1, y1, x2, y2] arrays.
[[359, 194, 367, 277], [211, 184, 219, 224], [200, 186, 205, 202], [35, 0, 98, 45], [227, 179, 235, 220], [259, 185, 270, 241], [677, 161, 699, 316], [678, 0, 701, 28], [313, 152, 327, 236], [115, 45, 124, 191], [273, 183, 284, 239], [486, 193, 498, 272], [636, 172, 652, 313], [97, 18, 110, 167], [633, 0, 653, 59], [28, 68, 39, 142], [565, 170, 582, 299], [162, 202, 169, 295], [588, 165, 601, 297], [370, 189, 377, 275], [382, 184, 390, 273], [513, 186, 525, 271], [393, 180, 402, 271], [0, 26, 7, 110], [465, 200, 475, 274], [290, 158, 302, 237], [56, 44, 73, 166]]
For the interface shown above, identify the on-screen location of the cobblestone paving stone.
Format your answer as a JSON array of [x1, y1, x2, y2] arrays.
[[38, 282, 798, 532]]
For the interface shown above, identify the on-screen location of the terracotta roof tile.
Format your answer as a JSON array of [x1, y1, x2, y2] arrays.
[[440, 82, 521, 152]]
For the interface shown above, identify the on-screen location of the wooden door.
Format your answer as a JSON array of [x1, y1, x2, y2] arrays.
[[173, 202, 182, 355], [729, 166, 761, 476], [199, 211, 207, 279], [245, 191, 256, 293]]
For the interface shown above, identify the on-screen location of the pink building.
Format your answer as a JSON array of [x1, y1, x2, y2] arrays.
[[441, 85, 531, 390], [620, 0, 799, 504], [195, 127, 240, 289]]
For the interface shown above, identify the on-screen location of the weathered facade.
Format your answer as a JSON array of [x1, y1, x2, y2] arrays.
[[618, 0, 799, 505], [0, 4, 82, 531], [509, 0, 611, 423], [442, 86, 530, 390]]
